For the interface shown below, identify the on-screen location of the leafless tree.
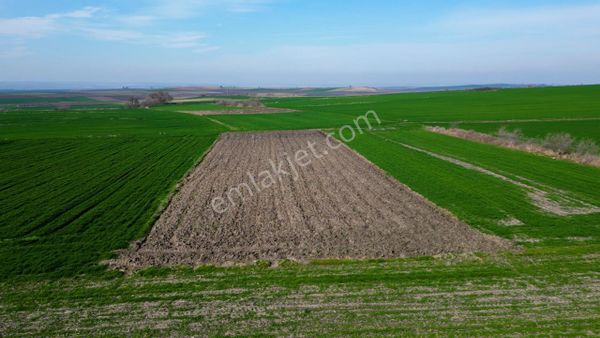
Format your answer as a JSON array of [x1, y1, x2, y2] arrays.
[[216, 99, 263, 108], [543, 133, 574, 154], [497, 127, 524, 144], [126, 97, 141, 108], [142, 91, 173, 107], [575, 139, 599, 156]]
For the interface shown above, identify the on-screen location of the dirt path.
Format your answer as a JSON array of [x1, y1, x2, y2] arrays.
[[205, 117, 238, 131], [109, 131, 513, 271]]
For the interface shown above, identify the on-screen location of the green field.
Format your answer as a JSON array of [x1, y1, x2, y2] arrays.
[[1, 85, 600, 335], [0, 96, 97, 105], [2, 247, 598, 336], [151, 101, 236, 112], [0, 109, 226, 278], [209, 85, 600, 131]]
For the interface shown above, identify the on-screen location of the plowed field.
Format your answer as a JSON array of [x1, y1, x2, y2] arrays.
[[111, 131, 512, 270]]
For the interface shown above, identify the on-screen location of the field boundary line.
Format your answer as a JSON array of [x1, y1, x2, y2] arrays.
[[115, 135, 224, 254], [204, 117, 239, 131], [422, 117, 600, 124], [368, 131, 600, 216], [325, 130, 518, 243], [426, 126, 600, 168]]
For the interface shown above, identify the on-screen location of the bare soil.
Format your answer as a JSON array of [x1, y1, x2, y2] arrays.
[[109, 130, 513, 271]]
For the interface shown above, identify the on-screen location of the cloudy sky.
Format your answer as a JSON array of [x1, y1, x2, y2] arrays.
[[1, 0, 600, 87]]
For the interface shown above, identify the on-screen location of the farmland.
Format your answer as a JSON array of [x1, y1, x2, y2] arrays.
[[1, 85, 600, 335], [0, 109, 226, 277], [0, 96, 97, 105], [151, 101, 235, 113], [110, 131, 511, 271], [210, 85, 600, 131]]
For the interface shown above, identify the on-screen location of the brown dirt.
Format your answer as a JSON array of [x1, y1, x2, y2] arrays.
[[180, 107, 297, 116], [108, 130, 514, 271]]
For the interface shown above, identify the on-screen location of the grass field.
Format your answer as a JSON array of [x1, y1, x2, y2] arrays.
[[208, 85, 600, 131], [0, 109, 225, 139], [0, 96, 97, 105], [151, 102, 236, 112], [0, 109, 226, 278], [1, 85, 599, 335], [2, 247, 599, 336]]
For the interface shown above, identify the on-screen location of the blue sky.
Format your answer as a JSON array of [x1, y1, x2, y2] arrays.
[[1, 0, 600, 87]]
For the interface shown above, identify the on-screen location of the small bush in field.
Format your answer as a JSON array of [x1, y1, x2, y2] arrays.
[[543, 133, 574, 154], [575, 139, 599, 156], [497, 127, 524, 143]]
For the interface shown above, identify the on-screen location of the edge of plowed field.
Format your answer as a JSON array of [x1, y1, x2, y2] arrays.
[[105, 135, 223, 263], [327, 130, 519, 244]]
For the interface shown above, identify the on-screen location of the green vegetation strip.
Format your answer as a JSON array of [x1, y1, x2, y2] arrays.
[[211, 85, 600, 131], [0, 247, 598, 336]]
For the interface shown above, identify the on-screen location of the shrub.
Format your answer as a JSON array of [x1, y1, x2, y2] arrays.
[[543, 133, 574, 154], [126, 97, 141, 108], [497, 127, 524, 144], [255, 260, 272, 269], [216, 99, 263, 108], [142, 91, 173, 107], [575, 139, 599, 156]]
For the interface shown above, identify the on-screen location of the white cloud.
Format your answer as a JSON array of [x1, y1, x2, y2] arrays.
[[77, 28, 218, 51], [193, 45, 221, 53], [0, 16, 58, 38], [117, 15, 158, 26], [226, 0, 273, 13], [82, 28, 146, 42], [0, 6, 218, 52], [438, 3, 600, 38], [147, 0, 275, 18], [57, 6, 103, 19], [0, 6, 102, 38], [163, 32, 206, 48]]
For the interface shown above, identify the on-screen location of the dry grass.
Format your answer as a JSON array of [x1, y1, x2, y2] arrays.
[[426, 126, 600, 168]]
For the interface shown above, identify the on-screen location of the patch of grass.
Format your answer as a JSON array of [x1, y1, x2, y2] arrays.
[[151, 102, 236, 112], [0, 109, 227, 279], [0, 108, 225, 140], [0, 245, 598, 336]]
